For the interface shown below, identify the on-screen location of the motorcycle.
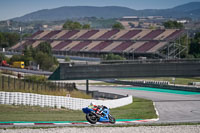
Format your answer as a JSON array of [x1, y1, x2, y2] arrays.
[[82, 106, 116, 124]]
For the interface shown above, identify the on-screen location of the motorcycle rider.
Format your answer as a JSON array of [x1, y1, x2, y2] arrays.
[[88, 102, 104, 115]]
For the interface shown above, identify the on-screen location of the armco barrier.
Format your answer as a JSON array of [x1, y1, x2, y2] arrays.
[[115, 80, 200, 92], [0, 91, 132, 110]]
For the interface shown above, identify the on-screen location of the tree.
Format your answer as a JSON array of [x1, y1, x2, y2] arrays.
[[10, 54, 23, 63], [22, 46, 33, 66], [22, 33, 32, 39], [103, 54, 125, 60], [82, 24, 90, 29], [177, 35, 190, 58], [36, 42, 52, 56], [63, 21, 82, 30], [112, 22, 124, 30], [34, 51, 58, 71], [34, 42, 58, 71], [189, 32, 200, 57], [0, 32, 20, 48], [163, 21, 184, 29], [63, 20, 91, 30], [0, 32, 7, 48], [0, 53, 6, 61], [5, 32, 20, 47], [63, 20, 73, 29], [65, 56, 71, 62], [8, 42, 58, 71]]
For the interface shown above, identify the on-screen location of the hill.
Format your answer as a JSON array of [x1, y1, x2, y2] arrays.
[[12, 2, 200, 22]]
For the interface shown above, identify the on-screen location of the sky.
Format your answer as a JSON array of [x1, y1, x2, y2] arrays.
[[0, 0, 199, 21]]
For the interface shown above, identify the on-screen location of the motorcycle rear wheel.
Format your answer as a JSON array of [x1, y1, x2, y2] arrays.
[[108, 114, 116, 124], [86, 113, 97, 124]]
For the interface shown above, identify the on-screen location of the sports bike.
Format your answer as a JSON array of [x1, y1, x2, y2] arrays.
[[82, 106, 116, 124]]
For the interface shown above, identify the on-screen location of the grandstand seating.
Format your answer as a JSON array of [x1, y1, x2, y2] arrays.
[[119, 30, 142, 39], [62, 41, 81, 51], [135, 41, 159, 52], [111, 30, 129, 39], [102, 42, 122, 52], [52, 30, 68, 39], [59, 30, 79, 39], [123, 42, 146, 52], [147, 42, 167, 53], [11, 29, 184, 56], [12, 41, 26, 49], [53, 41, 72, 51], [80, 41, 102, 52], [70, 30, 88, 39], [154, 29, 175, 40], [28, 30, 43, 39], [89, 30, 107, 39], [41, 30, 61, 40], [112, 41, 134, 52], [78, 30, 99, 39], [90, 41, 113, 52], [70, 41, 92, 51], [164, 30, 184, 40], [131, 30, 152, 40], [98, 30, 119, 39], [141, 29, 165, 40], [51, 41, 61, 48], [32, 41, 43, 48], [15, 40, 35, 50], [34, 31, 51, 39]]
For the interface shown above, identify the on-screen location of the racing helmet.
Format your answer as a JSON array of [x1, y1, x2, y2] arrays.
[[90, 102, 95, 106]]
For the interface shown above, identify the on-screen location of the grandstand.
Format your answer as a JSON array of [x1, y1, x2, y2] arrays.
[[11, 29, 185, 59]]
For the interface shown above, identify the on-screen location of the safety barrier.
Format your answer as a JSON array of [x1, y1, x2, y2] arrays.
[[0, 91, 132, 110], [115, 80, 200, 92], [189, 82, 200, 86], [121, 80, 169, 85]]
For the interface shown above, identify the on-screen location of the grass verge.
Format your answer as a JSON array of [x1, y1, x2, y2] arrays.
[[0, 97, 157, 122]]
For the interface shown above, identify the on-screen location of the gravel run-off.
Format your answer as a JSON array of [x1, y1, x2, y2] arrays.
[[1, 125, 200, 133]]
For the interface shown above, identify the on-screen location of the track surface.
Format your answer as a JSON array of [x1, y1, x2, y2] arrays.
[[78, 85, 200, 123], [1, 85, 200, 128]]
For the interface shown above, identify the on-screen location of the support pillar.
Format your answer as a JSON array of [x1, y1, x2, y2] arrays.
[[86, 79, 89, 94]]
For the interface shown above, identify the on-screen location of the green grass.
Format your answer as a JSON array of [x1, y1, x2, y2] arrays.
[[0, 105, 86, 122], [111, 97, 157, 120], [0, 97, 157, 122], [120, 77, 200, 85]]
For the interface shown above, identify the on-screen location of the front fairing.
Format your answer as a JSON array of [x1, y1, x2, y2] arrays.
[[98, 108, 110, 122]]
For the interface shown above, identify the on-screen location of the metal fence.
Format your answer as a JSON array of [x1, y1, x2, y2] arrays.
[[0, 75, 76, 93]]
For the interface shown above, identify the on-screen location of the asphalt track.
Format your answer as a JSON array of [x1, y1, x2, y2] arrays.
[[77, 85, 200, 123]]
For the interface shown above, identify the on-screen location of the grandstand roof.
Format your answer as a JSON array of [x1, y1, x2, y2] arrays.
[[11, 29, 184, 54]]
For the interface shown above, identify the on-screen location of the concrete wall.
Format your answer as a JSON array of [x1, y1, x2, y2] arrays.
[[0, 91, 133, 110], [87, 90, 127, 99], [50, 62, 200, 80]]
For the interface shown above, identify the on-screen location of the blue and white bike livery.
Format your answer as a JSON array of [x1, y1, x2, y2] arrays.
[[82, 106, 116, 124]]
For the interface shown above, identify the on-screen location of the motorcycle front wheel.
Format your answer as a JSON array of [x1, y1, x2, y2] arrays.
[[108, 114, 116, 124], [86, 113, 97, 124]]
